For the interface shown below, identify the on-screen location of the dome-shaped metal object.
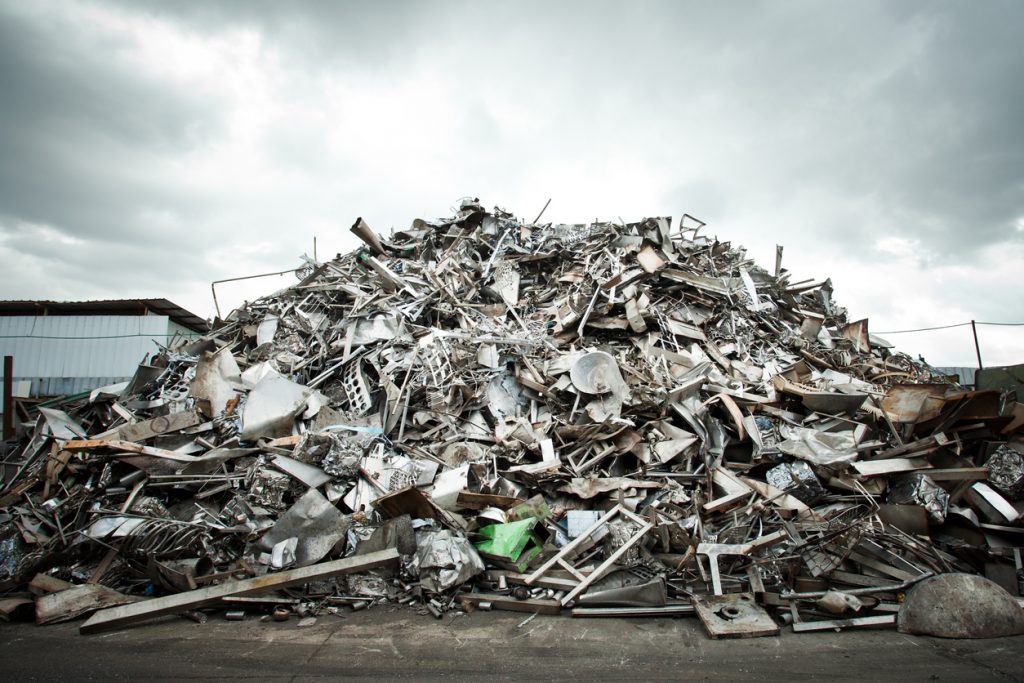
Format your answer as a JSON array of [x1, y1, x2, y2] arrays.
[[570, 351, 626, 395], [898, 573, 1024, 638]]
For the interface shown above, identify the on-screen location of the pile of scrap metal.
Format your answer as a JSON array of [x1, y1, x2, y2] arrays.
[[2, 197, 1023, 639]]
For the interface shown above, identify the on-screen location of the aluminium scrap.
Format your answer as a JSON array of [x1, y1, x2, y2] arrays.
[[0, 198, 1021, 637]]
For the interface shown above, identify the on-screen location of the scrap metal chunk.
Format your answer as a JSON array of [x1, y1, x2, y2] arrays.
[[898, 573, 1024, 639], [692, 593, 779, 639]]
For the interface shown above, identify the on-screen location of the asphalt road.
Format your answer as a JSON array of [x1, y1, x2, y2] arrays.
[[1, 606, 1022, 681]]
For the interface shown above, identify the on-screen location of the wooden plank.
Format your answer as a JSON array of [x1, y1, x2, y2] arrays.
[[36, 585, 137, 625], [713, 467, 755, 496], [28, 573, 74, 595], [0, 597, 33, 619], [64, 439, 196, 461], [455, 490, 522, 510], [221, 596, 301, 605], [115, 411, 203, 443], [499, 572, 580, 592], [372, 486, 436, 519], [0, 474, 41, 508], [702, 490, 750, 513], [88, 546, 120, 584], [64, 439, 116, 451], [457, 593, 561, 615], [266, 434, 301, 448], [80, 548, 399, 634]]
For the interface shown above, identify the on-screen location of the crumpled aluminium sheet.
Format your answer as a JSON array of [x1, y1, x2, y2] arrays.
[[258, 488, 348, 567], [888, 473, 949, 523], [777, 425, 859, 467], [985, 445, 1024, 500], [766, 460, 826, 504], [410, 529, 485, 592], [240, 375, 311, 441]]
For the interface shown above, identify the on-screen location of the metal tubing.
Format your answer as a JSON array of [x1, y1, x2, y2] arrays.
[[210, 268, 298, 319]]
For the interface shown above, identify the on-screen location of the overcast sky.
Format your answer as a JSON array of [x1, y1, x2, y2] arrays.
[[0, 0, 1021, 367]]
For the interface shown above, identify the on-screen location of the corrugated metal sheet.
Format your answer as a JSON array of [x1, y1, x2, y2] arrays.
[[0, 299, 209, 332], [167, 320, 200, 346], [933, 367, 977, 387], [976, 364, 1024, 395], [0, 315, 174, 396], [33, 376, 128, 397]]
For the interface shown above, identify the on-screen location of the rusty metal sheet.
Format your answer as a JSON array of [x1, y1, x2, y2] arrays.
[[881, 383, 950, 423]]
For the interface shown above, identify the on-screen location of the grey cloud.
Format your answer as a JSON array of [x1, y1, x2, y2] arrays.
[[0, 5, 225, 249], [0, 0, 1020, 364], [103, 0, 439, 72]]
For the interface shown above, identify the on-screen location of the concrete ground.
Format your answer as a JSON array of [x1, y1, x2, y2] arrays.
[[1, 606, 1023, 681]]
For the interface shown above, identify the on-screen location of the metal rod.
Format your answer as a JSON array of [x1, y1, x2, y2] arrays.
[[532, 198, 552, 224], [779, 571, 933, 600], [211, 268, 299, 319]]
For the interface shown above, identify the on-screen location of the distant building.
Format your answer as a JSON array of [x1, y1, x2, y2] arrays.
[[0, 299, 208, 397], [932, 367, 977, 388]]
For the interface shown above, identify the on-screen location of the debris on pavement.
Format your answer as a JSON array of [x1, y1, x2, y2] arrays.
[[1, 198, 1022, 639], [897, 573, 1024, 638]]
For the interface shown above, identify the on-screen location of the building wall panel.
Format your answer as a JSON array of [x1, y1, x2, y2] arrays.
[[0, 315, 173, 396]]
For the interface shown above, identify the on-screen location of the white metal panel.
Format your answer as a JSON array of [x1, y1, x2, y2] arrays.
[[0, 315, 173, 395], [35, 376, 127, 397], [167, 320, 204, 347]]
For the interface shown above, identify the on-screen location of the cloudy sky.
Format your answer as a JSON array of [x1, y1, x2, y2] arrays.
[[0, 0, 1021, 367]]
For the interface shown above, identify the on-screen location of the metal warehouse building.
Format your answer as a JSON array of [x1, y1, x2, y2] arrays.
[[0, 299, 208, 397]]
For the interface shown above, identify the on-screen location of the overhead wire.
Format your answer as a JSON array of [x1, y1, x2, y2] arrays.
[[874, 321, 1024, 334]]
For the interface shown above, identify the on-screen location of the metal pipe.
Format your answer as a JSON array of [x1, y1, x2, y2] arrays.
[[211, 268, 299, 319], [779, 571, 934, 600], [532, 198, 552, 224]]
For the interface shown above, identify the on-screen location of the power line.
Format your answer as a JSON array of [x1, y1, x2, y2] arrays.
[[874, 322, 971, 334], [875, 321, 1024, 334], [2, 322, 1020, 340]]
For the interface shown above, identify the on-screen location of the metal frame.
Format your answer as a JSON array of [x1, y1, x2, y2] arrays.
[[524, 504, 653, 606]]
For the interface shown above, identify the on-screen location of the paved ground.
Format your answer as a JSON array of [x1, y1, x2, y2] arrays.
[[2, 606, 1023, 681]]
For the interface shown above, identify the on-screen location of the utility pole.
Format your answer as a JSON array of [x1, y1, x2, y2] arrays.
[[3, 356, 13, 440], [971, 320, 983, 370]]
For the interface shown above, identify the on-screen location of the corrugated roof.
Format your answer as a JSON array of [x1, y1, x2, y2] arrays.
[[0, 299, 209, 332]]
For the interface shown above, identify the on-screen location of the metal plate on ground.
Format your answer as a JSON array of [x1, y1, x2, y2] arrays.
[[692, 593, 779, 639]]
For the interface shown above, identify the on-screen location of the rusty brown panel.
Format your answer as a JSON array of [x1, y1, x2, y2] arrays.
[[881, 383, 950, 423]]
